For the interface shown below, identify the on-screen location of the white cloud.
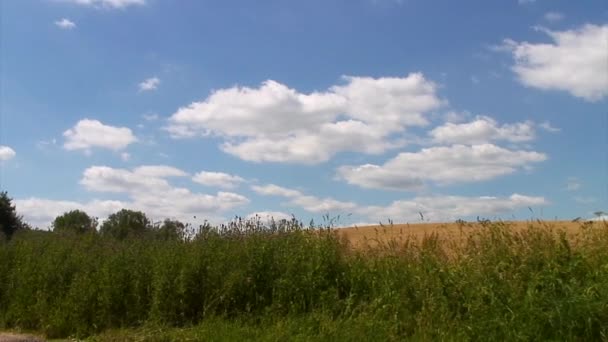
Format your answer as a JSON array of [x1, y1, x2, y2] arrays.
[[251, 183, 546, 223], [81, 165, 186, 193], [251, 184, 302, 198], [543, 12, 564, 22], [330, 74, 442, 129], [77, 165, 248, 224], [539, 121, 561, 133], [221, 120, 405, 164], [429, 116, 535, 145], [18, 188, 248, 229], [363, 194, 547, 223], [192, 171, 245, 189], [251, 184, 357, 213], [133, 165, 187, 178], [63, 119, 137, 152], [120, 152, 131, 161], [142, 113, 160, 121], [139, 77, 160, 92], [502, 24, 608, 101], [443, 111, 471, 123], [337, 144, 547, 191], [0, 146, 16, 161], [55, 18, 76, 29], [565, 177, 581, 191], [591, 215, 608, 222], [167, 73, 443, 164], [15, 198, 126, 229], [246, 211, 293, 222], [37, 138, 58, 150], [59, 0, 145, 9]]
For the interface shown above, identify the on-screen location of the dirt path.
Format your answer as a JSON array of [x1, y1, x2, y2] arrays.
[[0, 333, 46, 342]]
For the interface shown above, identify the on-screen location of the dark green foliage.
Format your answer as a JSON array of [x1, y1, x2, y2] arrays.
[[0, 191, 27, 240], [152, 218, 186, 241], [1, 220, 607, 340], [100, 209, 151, 240], [52, 210, 97, 235]]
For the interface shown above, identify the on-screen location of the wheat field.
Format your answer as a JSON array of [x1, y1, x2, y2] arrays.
[[339, 220, 604, 248]]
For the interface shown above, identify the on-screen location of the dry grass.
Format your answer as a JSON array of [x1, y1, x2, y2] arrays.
[[338, 220, 604, 249]]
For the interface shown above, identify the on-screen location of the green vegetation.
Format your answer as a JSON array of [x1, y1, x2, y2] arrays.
[[52, 210, 98, 235], [0, 191, 29, 241], [99, 209, 152, 240], [0, 205, 607, 340]]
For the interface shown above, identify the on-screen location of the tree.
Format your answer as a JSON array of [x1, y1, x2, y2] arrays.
[[0, 191, 27, 240], [52, 210, 97, 234], [154, 218, 187, 241], [100, 209, 151, 240]]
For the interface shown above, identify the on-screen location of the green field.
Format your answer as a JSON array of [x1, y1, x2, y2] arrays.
[[1, 219, 608, 341]]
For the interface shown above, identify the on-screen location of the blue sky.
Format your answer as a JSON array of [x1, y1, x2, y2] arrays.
[[1, 0, 607, 228]]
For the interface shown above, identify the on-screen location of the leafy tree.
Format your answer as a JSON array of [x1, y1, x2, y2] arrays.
[[0, 191, 27, 240], [52, 210, 98, 234], [154, 218, 187, 241], [100, 209, 151, 240]]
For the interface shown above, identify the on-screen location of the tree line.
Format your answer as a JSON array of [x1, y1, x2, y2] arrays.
[[0, 191, 186, 241]]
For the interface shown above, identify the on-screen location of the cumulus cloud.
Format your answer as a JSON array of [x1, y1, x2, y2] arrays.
[[501, 24, 608, 101], [81, 165, 186, 193], [16, 198, 125, 229], [192, 171, 246, 189], [443, 111, 471, 123], [139, 77, 160, 92], [251, 184, 302, 198], [0, 146, 16, 161], [167, 73, 443, 163], [63, 119, 137, 152], [246, 211, 294, 222], [429, 116, 535, 145], [58, 0, 145, 9], [538, 121, 560, 133], [57, 165, 249, 226], [363, 194, 547, 223], [251, 184, 357, 213], [251, 183, 546, 223], [55, 18, 76, 29], [337, 144, 547, 191]]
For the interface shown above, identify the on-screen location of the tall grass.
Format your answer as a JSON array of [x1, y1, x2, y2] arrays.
[[0, 219, 607, 340]]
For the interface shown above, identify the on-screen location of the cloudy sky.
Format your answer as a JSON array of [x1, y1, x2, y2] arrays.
[[1, 0, 606, 228]]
